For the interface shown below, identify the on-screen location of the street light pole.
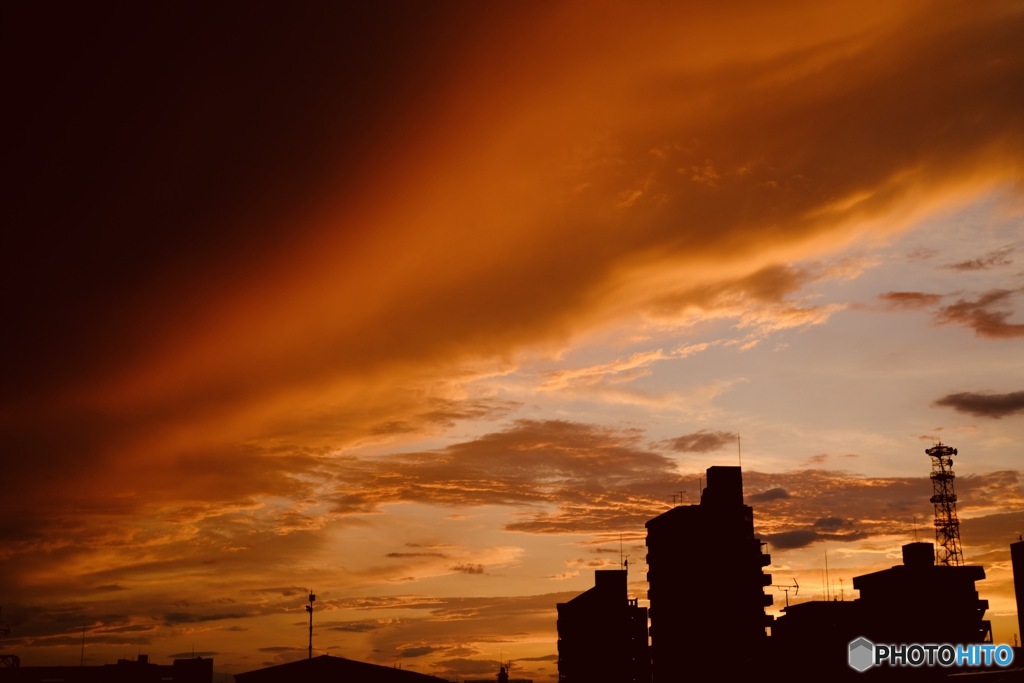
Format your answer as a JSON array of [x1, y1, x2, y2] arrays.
[[305, 591, 316, 659]]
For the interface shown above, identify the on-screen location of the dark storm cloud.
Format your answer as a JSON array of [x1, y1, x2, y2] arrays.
[[934, 390, 1024, 418]]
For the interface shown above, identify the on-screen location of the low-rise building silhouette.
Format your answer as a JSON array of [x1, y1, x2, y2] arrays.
[[556, 569, 650, 683], [0, 654, 213, 683], [774, 541, 992, 676], [854, 540, 990, 645], [235, 655, 447, 683]]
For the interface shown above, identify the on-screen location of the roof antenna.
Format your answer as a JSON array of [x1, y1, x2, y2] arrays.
[[738, 433, 742, 468]]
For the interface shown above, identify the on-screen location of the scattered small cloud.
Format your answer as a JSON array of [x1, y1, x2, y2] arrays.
[[934, 390, 1024, 418], [436, 658, 506, 676], [879, 291, 943, 309], [548, 571, 580, 580], [329, 621, 380, 633], [813, 516, 848, 531], [944, 246, 1014, 271], [659, 430, 737, 453], [936, 289, 1024, 338], [766, 527, 865, 550], [450, 563, 485, 575], [163, 612, 247, 625], [518, 654, 559, 662], [766, 529, 820, 550], [906, 246, 939, 262], [749, 487, 791, 503]]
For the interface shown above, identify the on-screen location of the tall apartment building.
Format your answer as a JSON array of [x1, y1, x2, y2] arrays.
[[644, 466, 772, 679]]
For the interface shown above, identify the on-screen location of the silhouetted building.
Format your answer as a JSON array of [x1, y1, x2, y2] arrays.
[[0, 654, 212, 683], [1012, 537, 1024, 645], [556, 569, 650, 683], [774, 598, 860, 643], [235, 655, 446, 683], [644, 466, 772, 679], [464, 664, 533, 683], [773, 598, 861, 673], [853, 541, 991, 645], [774, 542, 993, 677]]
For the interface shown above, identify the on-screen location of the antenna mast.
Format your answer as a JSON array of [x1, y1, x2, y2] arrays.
[[306, 590, 316, 659], [927, 443, 964, 566]]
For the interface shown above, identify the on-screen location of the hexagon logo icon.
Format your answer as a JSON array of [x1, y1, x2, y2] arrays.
[[849, 637, 875, 672]]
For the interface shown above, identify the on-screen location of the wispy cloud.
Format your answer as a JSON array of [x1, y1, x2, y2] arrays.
[[944, 246, 1015, 271]]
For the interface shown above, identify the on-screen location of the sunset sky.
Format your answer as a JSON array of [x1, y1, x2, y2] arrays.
[[4, 1, 1024, 679]]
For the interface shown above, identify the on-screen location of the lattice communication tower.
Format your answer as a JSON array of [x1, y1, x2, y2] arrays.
[[927, 442, 963, 566]]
